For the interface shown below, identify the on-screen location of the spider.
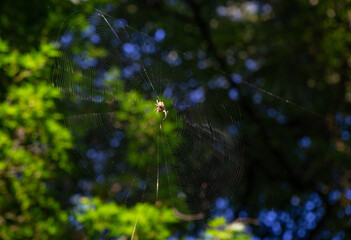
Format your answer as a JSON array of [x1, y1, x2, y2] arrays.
[[154, 100, 168, 120]]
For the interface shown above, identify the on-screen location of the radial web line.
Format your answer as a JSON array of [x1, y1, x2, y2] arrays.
[[137, 28, 160, 98], [170, 48, 330, 122], [97, 11, 156, 92], [158, 41, 164, 95], [131, 218, 138, 240], [241, 79, 329, 121]]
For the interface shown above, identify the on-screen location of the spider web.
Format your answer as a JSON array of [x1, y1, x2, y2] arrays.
[[53, 9, 244, 221]]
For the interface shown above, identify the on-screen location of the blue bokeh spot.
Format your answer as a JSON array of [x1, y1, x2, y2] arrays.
[[189, 88, 205, 103], [231, 73, 242, 84], [298, 136, 311, 148], [61, 31, 73, 46], [228, 88, 239, 101], [215, 197, 229, 209], [154, 29, 166, 42]]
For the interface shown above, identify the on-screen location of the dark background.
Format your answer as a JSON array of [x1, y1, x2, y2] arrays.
[[0, 0, 350, 239]]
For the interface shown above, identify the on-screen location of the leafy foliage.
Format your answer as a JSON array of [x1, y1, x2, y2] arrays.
[[204, 217, 250, 240], [74, 197, 178, 240], [1, 0, 350, 239], [0, 38, 59, 84], [0, 82, 72, 239]]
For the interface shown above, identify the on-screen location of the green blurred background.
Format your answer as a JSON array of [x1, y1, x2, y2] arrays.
[[0, 0, 351, 239]]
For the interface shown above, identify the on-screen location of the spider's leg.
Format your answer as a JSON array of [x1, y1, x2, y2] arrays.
[[163, 110, 168, 120]]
